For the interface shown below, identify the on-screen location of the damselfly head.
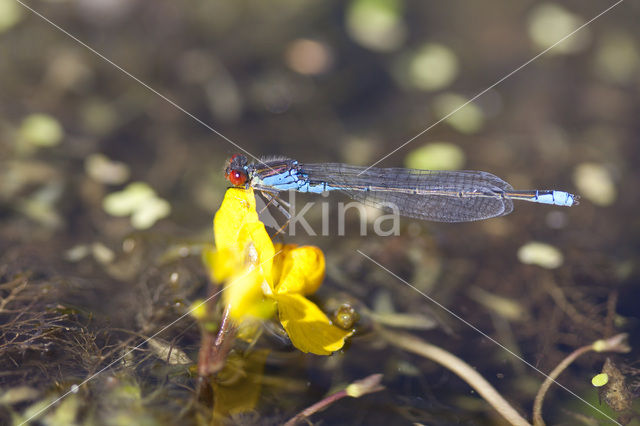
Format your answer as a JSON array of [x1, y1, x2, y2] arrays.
[[224, 154, 249, 187]]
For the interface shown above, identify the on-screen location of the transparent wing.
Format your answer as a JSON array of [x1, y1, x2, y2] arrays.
[[301, 163, 514, 222]]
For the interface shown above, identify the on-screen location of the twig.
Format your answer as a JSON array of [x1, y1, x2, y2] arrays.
[[284, 374, 384, 426], [532, 333, 630, 426]]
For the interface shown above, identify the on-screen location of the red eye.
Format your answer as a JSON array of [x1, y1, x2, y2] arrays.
[[226, 169, 247, 186]]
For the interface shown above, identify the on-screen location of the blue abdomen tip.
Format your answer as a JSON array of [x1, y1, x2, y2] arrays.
[[553, 191, 576, 206]]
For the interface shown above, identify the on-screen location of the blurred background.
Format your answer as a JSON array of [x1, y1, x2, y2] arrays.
[[1, 0, 639, 424]]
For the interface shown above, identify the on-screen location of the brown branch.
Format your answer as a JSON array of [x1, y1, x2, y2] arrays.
[[284, 374, 384, 426]]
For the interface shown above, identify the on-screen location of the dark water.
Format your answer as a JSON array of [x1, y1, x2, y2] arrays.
[[1, 2, 638, 425]]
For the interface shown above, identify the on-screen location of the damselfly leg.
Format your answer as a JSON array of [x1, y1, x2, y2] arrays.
[[259, 191, 297, 237], [259, 190, 291, 219]]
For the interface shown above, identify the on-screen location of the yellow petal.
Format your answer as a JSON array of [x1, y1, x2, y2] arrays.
[[213, 188, 258, 251], [275, 246, 325, 296], [201, 244, 216, 271], [243, 222, 275, 281], [189, 299, 208, 321], [275, 293, 352, 355], [269, 243, 295, 290], [202, 246, 239, 283], [224, 268, 277, 321], [212, 188, 275, 281]]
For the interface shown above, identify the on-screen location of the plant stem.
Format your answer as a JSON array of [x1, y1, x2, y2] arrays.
[[283, 374, 384, 426], [198, 305, 236, 377], [532, 333, 629, 426]]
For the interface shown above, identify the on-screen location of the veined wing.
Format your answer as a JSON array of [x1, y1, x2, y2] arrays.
[[300, 163, 514, 222]]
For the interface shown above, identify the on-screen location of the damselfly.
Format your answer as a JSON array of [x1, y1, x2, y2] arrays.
[[224, 154, 578, 223]]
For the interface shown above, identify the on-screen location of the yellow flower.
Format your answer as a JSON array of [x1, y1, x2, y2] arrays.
[[202, 188, 276, 322], [203, 188, 352, 355]]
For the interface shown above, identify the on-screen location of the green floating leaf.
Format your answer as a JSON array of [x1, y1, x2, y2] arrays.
[[405, 142, 465, 171], [408, 43, 459, 91], [85, 153, 130, 185], [103, 182, 156, 216], [0, 386, 39, 405], [91, 242, 115, 264], [527, 3, 590, 54], [432, 93, 484, 134], [65, 244, 91, 262], [19, 114, 64, 147], [346, 0, 406, 52], [573, 162, 616, 207], [131, 197, 171, 229], [16, 182, 64, 229], [0, 0, 22, 33], [594, 32, 640, 85], [517, 241, 564, 269], [46, 393, 80, 426], [103, 182, 171, 229], [592, 373, 609, 387], [468, 286, 527, 322]]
